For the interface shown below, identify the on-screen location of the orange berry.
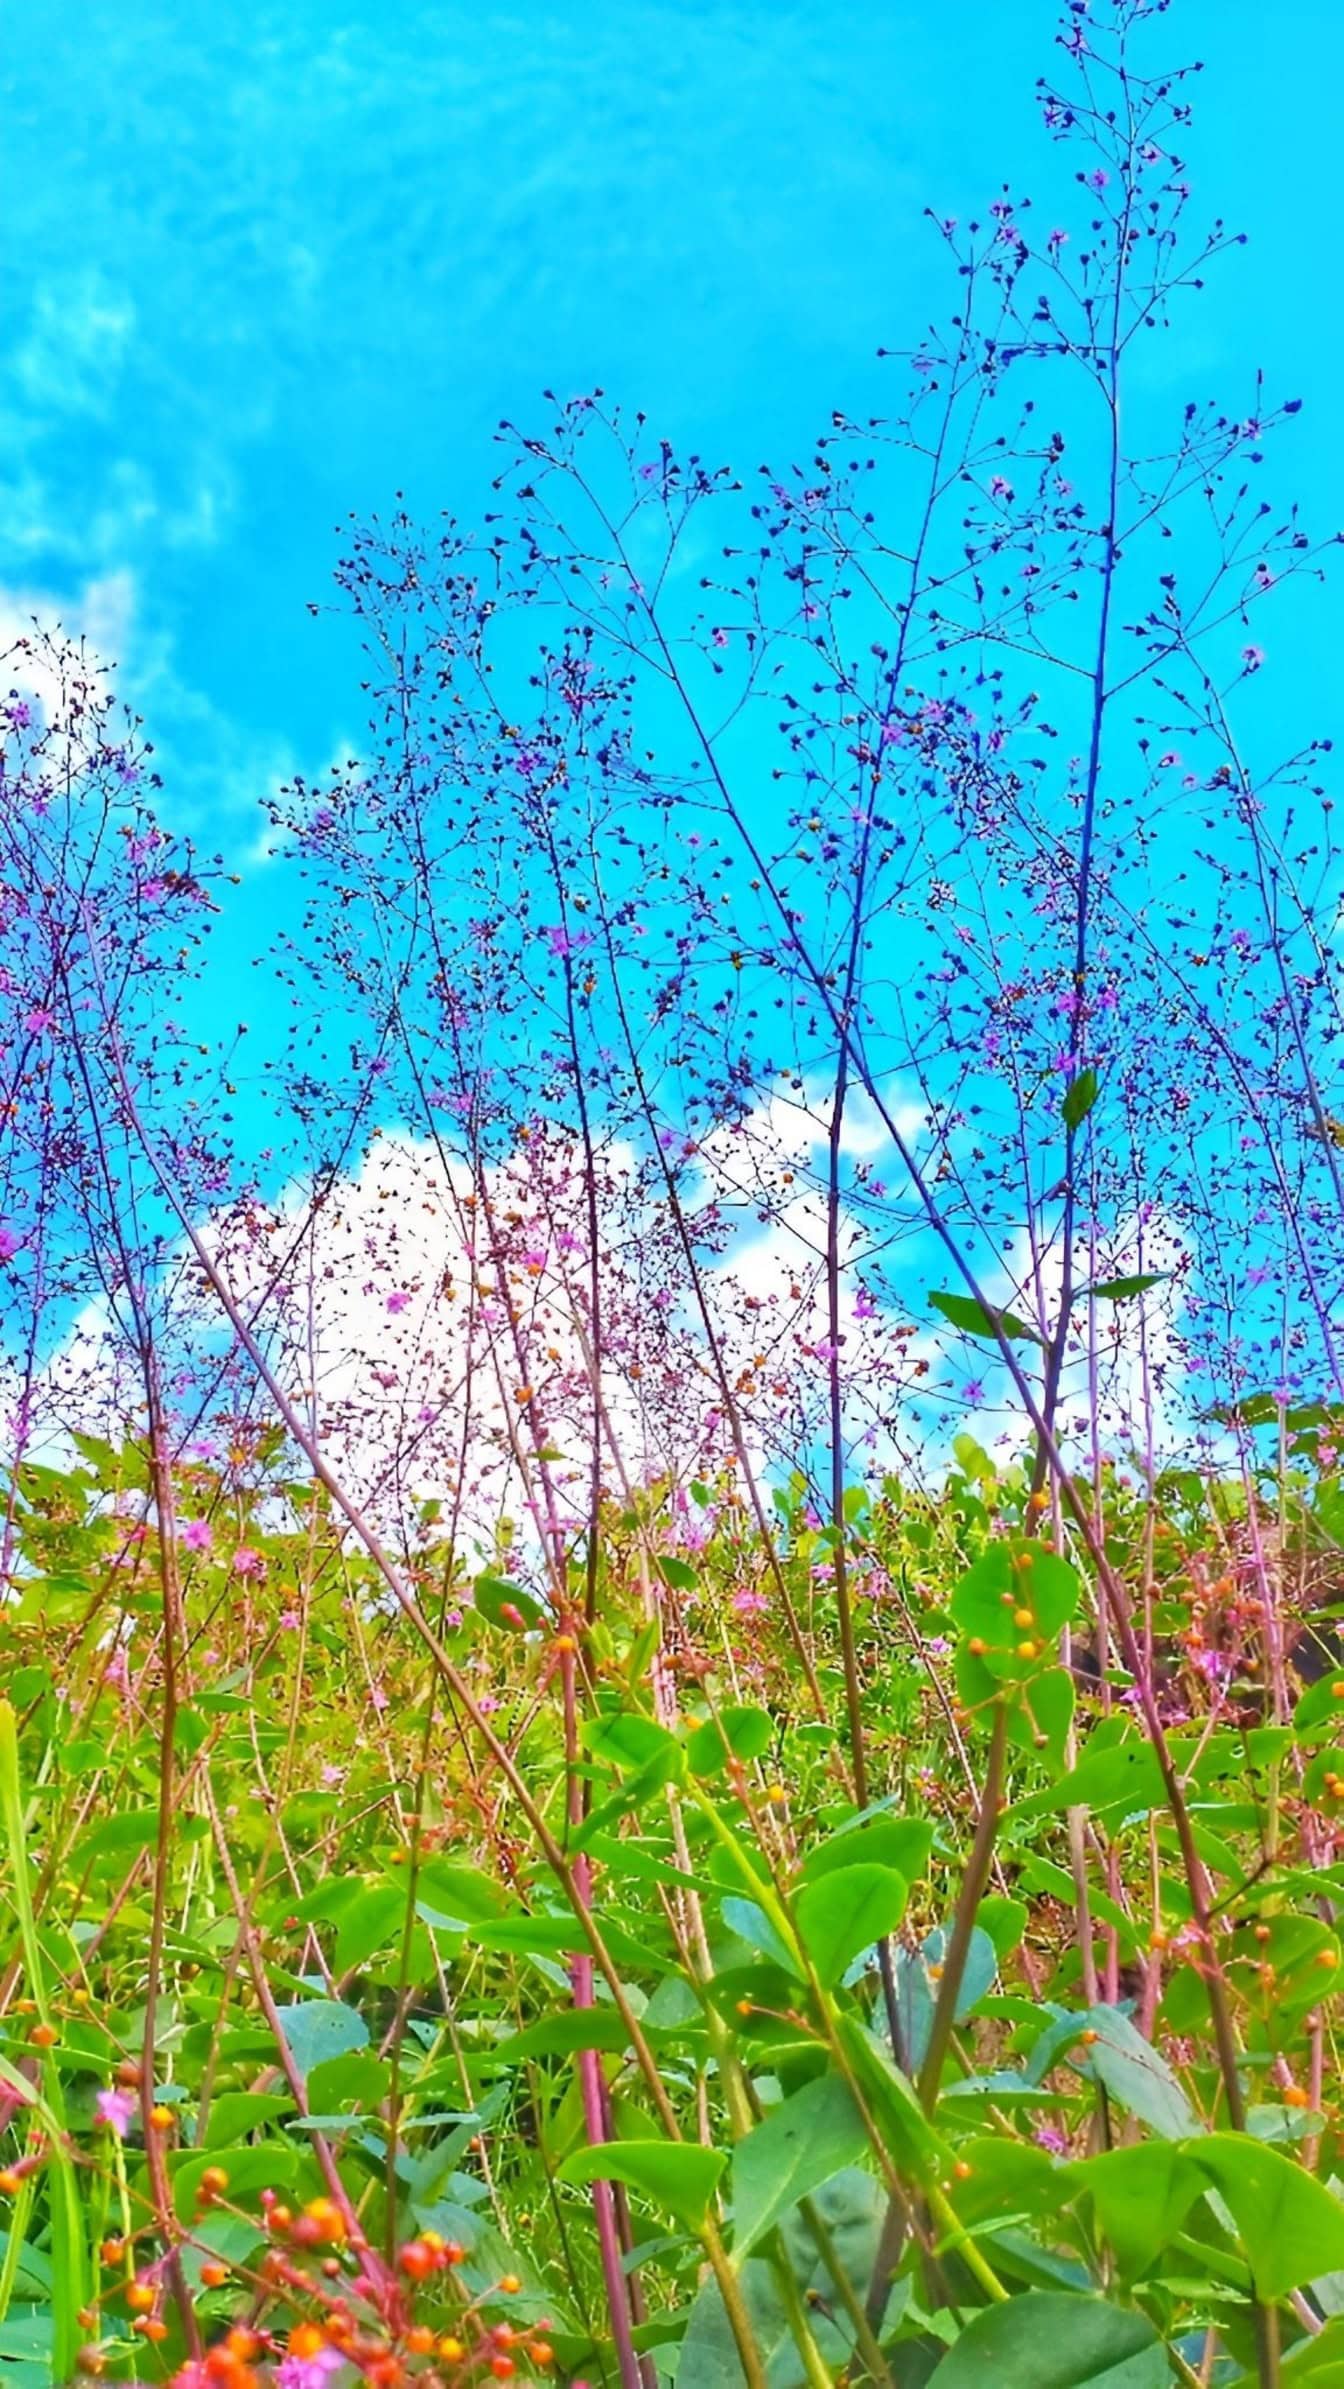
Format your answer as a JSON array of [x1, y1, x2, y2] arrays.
[[1284, 2085, 1311, 2108], [952, 2160, 973, 2181], [438, 2341, 466, 2364], [1016, 1641, 1038, 1660], [966, 1636, 988, 1658], [404, 2328, 436, 2356], [397, 2240, 437, 2282], [29, 2022, 59, 2048], [75, 2350, 106, 2377], [527, 2348, 554, 2371], [126, 2283, 156, 2314], [198, 2165, 231, 2200], [100, 2240, 126, 2267], [553, 1634, 577, 1653], [0, 2172, 23, 2196], [1012, 1609, 1035, 1630], [498, 2274, 522, 2295], [149, 2105, 175, 2130], [490, 2363, 515, 2382], [1079, 2028, 1100, 2046], [287, 2327, 327, 2362], [200, 2262, 229, 2289], [136, 2319, 170, 2343], [1316, 1949, 1340, 1969]]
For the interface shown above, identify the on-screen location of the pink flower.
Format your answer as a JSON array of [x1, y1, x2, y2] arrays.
[[385, 1289, 412, 1314], [1241, 643, 1265, 670], [180, 1518, 212, 1553], [277, 2346, 344, 2389], [231, 1546, 265, 1578], [0, 1224, 21, 1263], [95, 2086, 137, 2139]]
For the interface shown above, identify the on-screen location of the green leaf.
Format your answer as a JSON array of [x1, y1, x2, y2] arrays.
[[929, 1289, 1042, 1344], [1193, 2134, 1344, 2300], [730, 2073, 869, 2257], [976, 1895, 1029, 1961], [497, 2010, 636, 2062], [334, 1881, 408, 1973], [200, 2092, 295, 2149], [656, 1555, 699, 1592], [582, 1711, 680, 1772], [1016, 1666, 1075, 1768], [677, 2258, 798, 2388], [800, 1815, 934, 1887], [687, 1706, 775, 1777], [894, 1926, 997, 2071], [794, 1864, 908, 1987], [305, 2052, 390, 2117], [949, 1545, 1081, 1669], [1062, 1067, 1100, 1132], [275, 1998, 369, 2082], [927, 2292, 1168, 2387], [1014, 1738, 1166, 1821], [558, 2139, 726, 2231], [473, 1572, 544, 1631], [1078, 1273, 1168, 1301], [1071, 2143, 1205, 2278], [943, 2137, 1063, 2232], [172, 2143, 300, 2224], [1075, 2006, 1198, 2140], [721, 1896, 799, 1975]]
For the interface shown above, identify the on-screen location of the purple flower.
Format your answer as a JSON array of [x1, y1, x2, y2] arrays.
[[231, 1545, 265, 1578], [180, 1517, 213, 1553], [0, 1224, 22, 1263], [277, 2346, 344, 2389], [1241, 643, 1265, 671], [95, 2086, 137, 2139]]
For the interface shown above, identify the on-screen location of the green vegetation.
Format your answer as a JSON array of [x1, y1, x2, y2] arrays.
[[4, 1428, 1344, 2386]]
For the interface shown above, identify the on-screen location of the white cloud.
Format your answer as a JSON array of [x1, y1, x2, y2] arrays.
[[16, 273, 136, 419]]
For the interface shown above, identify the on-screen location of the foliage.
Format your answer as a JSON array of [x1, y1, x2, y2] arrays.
[[3, 1442, 1344, 2388]]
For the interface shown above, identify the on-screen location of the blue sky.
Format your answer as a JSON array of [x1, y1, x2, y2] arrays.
[[2, 0, 1338, 951]]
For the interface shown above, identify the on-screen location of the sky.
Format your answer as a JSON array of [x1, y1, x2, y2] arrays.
[[3, 0, 1339, 901], [2, 0, 1337, 1473]]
